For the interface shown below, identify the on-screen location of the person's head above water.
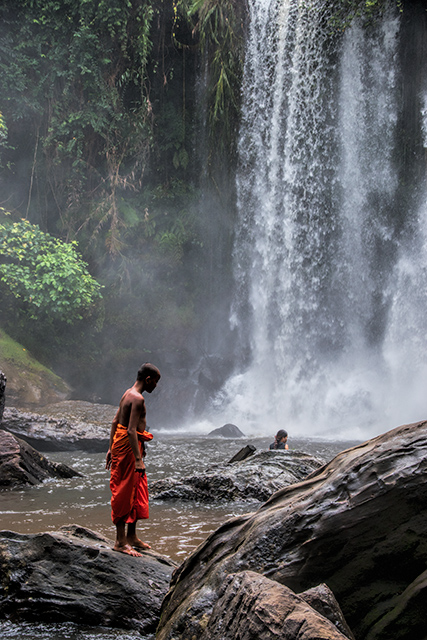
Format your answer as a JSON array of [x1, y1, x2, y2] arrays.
[[275, 429, 288, 441]]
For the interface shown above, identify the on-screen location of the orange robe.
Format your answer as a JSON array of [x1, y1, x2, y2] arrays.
[[110, 424, 153, 525]]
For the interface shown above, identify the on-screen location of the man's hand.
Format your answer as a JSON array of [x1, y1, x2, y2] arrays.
[[135, 458, 146, 475], [105, 450, 112, 470]]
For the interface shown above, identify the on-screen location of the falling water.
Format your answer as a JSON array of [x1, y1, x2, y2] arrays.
[[214, 0, 427, 439]]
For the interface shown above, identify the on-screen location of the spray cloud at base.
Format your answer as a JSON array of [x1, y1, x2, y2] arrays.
[[205, 0, 427, 441]]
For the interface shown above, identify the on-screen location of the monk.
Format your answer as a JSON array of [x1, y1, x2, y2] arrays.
[[105, 362, 161, 556]]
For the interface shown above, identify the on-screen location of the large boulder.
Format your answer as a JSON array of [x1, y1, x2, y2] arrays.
[[1, 401, 115, 451], [150, 450, 323, 502], [0, 330, 71, 408], [199, 571, 354, 640], [207, 423, 246, 438], [157, 420, 427, 640], [0, 430, 81, 488], [0, 525, 177, 634]]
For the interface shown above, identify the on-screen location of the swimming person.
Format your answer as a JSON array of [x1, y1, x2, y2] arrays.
[[105, 362, 161, 556], [269, 429, 289, 450]]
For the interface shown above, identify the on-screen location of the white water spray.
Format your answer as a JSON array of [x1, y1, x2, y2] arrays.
[[214, 0, 427, 439]]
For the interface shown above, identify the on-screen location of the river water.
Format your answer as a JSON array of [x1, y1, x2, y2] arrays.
[[0, 432, 359, 639]]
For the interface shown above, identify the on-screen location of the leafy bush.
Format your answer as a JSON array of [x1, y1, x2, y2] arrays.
[[0, 212, 102, 322]]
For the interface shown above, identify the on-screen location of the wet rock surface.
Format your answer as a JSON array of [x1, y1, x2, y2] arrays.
[[299, 583, 355, 640], [1, 401, 115, 451], [199, 571, 354, 640], [0, 430, 81, 488], [150, 449, 323, 502], [0, 525, 177, 633], [157, 420, 427, 640], [227, 443, 256, 463]]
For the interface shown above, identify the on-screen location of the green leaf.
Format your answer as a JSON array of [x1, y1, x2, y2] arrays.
[[0, 215, 102, 323]]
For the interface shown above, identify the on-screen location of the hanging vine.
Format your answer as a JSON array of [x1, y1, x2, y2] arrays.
[[174, 0, 246, 156], [0, 0, 155, 253]]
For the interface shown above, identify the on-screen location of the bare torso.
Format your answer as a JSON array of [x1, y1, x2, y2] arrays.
[[116, 388, 147, 432]]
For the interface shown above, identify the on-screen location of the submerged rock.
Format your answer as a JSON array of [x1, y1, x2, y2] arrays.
[[1, 401, 115, 451], [157, 420, 427, 640], [0, 430, 81, 488], [150, 449, 323, 502], [0, 525, 177, 633], [207, 423, 246, 438]]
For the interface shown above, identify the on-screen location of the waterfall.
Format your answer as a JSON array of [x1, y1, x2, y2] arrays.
[[214, 0, 427, 439]]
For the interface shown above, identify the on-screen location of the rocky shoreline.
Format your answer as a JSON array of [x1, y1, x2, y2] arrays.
[[156, 419, 427, 640], [2, 370, 427, 639], [1, 403, 113, 451]]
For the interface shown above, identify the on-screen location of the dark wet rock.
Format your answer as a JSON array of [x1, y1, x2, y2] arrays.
[[150, 450, 323, 503], [208, 423, 246, 438], [1, 401, 115, 451], [0, 525, 177, 633], [227, 443, 256, 463], [198, 571, 353, 640], [156, 420, 427, 640], [0, 370, 5, 423], [0, 430, 81, 488]]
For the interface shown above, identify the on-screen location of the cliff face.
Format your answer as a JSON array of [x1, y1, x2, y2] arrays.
[[157, 420, 427, 640]]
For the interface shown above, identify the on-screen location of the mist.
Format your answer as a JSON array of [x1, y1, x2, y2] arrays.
[[1, 0, 426, 444], [194, 0, 427, 441]]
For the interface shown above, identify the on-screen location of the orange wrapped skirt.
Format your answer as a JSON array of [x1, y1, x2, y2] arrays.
[[110, 424, 153, 525]]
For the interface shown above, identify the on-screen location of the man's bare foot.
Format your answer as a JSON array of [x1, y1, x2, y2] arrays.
[[113, 543, 142, 557], [127, 537, 151, 550]]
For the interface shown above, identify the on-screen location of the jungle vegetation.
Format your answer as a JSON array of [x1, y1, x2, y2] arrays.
[[0, 0, 245, 401], [0, 0, 415, 406]]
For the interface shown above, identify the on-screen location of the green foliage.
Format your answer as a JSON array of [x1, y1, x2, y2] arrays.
[[0, 112, 7, 147], [0, 0, 155, 243], [98, 178, 201, 292], [174, 0, 245, 153], [328, 0, 404, 31], [0, 212, 102, 322], [145, 178, 199, 241], [0, 0, 233, 395], [0, 111, 9, 168]]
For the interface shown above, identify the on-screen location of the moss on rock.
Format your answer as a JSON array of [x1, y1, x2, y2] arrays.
[[0, 329, 70, 408]]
